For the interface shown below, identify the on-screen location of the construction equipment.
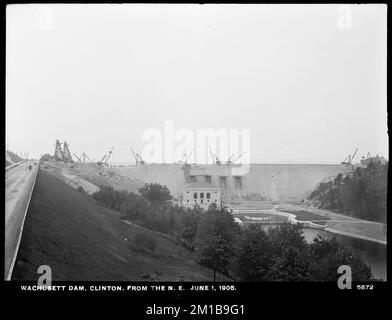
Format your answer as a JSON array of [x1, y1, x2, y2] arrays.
[[80, 152, 92, 163], [359, 152, 388, 166], [179, 148, 195, 164], [225, 154, 235, 164], [73, 153, 82, 162], [232, 152, 246, 164], [209, 147, 221, 165], [53, 140, 64, 160], [136, 153, 145, 165], [131, 148, 138, 165], [360, 152, 371, 161], [62, 142, 73, 163], [96, 155, 107, 166], [178, 153, 187, 163], [341, 148, 358, 165], [97, 148, 113, 166], [106, 148, 113, 165], [131, 148, 145, 165], [185, 149, 194, 163], [73, 152, 92, 163]]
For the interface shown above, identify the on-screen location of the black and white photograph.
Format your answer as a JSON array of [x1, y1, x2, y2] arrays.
[[4, 3, 388, 301]]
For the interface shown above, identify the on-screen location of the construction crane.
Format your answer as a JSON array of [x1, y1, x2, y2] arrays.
[[97, 148, 113, 166], [97, 155, 107, 166], [179, 148, 194, 164], [232, 152, 246, 164], [131, 148, 145, 165], [361, 152, 371, 161], [73, 153, 82, 162], [341, 148, 358, 165], [209, 147, 221, 165], [105, 148, 113, 166], [360, 152, 377, 167], [225, 154, 235, 164], [184, 149, 194, 164], [178, 152, 187, 163], [137, 153, 145, 165], [81, 152, 92, 163], [349, 147, 358, 164], [131, 148, 138, 165], [74, 152, 88, 163]]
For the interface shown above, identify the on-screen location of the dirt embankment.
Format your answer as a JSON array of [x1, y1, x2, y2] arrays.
[[41, 161, 145, 194], [12, 170, 223, 281]]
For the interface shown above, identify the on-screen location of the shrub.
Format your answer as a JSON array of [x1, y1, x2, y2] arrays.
[[139, 183, 172, 204], [134, 232, 157, 252], [308, 161, 388, 222], [120, 193, 148, 220]]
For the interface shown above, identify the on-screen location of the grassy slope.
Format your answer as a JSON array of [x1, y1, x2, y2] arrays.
[[12, 170, 221, 281], [280, 210, 330, 224], [7, 151, 23, 163]]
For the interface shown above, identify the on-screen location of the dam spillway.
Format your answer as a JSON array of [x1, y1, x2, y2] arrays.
[[108, 163, 352, 203]]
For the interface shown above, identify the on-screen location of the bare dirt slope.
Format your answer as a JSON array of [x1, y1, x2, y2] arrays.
[[12, 170, 221, 281], [41, 161, 144, 194]]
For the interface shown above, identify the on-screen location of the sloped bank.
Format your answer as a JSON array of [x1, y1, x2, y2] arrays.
[[12, 170, 225, 281]]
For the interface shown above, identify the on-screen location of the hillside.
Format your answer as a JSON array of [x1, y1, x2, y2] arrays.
[[12, 169, 222, 281], [41, 161, 144, 194], [307, 160, 388, 223], [7, 150, 24, 163]]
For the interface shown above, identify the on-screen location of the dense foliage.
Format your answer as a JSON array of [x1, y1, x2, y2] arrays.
[[194, 204, 240, 280], [308, 160, 388, 223], [92, 184, 203, 237], [134, 231, 157, 252], [92, 183, 373, 281], [235, 224, 373, 281], [138, 183, 172, 204]]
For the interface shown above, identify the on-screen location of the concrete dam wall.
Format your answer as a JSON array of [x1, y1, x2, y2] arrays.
[[243, 164, 352, 202], [108, 163, 352, 203]]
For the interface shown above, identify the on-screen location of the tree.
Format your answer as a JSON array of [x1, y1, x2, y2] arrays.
[[308, 161, 388, 223], [267, 223, 308, 256], [194, 205, 239, 281], [265, 246, 311, 281], [120, 193, 148, 221], [92, 185, 117, 209], [265, 224, 311, 281], [308, 235, 373, 281], [235, 224, 272, 281], [180, 207, 203, 250], [138, 183, 172, 204]]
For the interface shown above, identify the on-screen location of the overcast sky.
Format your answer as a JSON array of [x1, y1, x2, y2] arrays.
[[6, 4, 387, 163]]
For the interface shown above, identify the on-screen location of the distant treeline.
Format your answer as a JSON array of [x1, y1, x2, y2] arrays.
[[92, 183, 373, 281], [308, 160, 388, 223]]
